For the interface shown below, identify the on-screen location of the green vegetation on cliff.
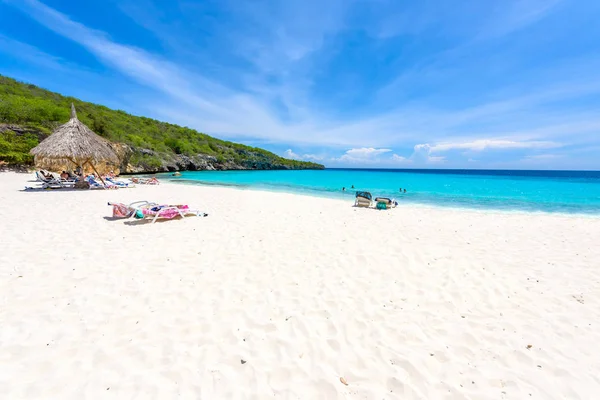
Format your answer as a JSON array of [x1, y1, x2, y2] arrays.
[[0, 75, 324, 171]]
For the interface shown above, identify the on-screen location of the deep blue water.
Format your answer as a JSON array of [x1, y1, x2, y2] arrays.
[[158, 169, 600, 214]]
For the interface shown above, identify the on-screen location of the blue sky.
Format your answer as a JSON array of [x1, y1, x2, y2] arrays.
[[1, 0, 600, 169]]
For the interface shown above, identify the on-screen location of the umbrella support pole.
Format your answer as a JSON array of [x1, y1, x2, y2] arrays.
[[89, 162, 107, 187], [67, 158, 83, 179]]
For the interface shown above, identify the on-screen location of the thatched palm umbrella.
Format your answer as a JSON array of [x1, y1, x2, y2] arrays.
[[30, 103, 118, 185]]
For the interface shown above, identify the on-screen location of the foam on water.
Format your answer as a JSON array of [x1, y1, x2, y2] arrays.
[[157, 169, 600, 215]]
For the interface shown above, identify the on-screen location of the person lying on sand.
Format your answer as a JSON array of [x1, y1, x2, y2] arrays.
[[131, 177, 159, 185]]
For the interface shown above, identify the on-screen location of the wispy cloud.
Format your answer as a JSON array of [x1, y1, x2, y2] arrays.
[[410, 144, 446, 164], [2, 0, 599, 169], [332, 147, 393, 164], [0, 34, 65, 70], [424, 139, 562, 153], [391, 154, 409, 163], [478, 0, 564, 39], [523, 154, 564, 160], [283, 149, 323, 161]]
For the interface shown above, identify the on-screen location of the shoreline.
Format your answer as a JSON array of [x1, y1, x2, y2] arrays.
[[8, 168, 600, 219], [1, 171, 599, 399], [159, 176, 600, 219], [10, 166, 600, 216]]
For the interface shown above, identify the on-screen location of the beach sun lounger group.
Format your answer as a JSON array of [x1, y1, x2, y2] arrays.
[[32, 170, 139, 190], [108, 201, 208, 223], [354, 191, 398, 210], [85, 175, 134, 189]]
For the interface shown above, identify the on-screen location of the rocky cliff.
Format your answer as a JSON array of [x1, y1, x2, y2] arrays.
[[114, 143, 321, 174]]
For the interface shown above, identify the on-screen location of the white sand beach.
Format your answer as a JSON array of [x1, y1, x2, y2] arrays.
[[1, 171, 599, 399]]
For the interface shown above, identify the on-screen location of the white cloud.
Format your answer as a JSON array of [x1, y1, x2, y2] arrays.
[[284, 149, 323, 161], [425, 139, 562, 153], [408, 139, 559, 164], [331, 147, 416, 166], [404, 139, 563, 165], [410, 144, 446, 164], [333, 145, 448, 166], [284, 149, 301, 160], [391, 154, 409, 163], [345, 148, 392, 157], [303, 154, 324, 161], [332, 148, 393, 164]]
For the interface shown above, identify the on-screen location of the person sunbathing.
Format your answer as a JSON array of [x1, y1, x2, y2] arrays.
[[60, 171, 70, 180], [86, 174, 117, 189], [105, 176, 133, 187], [131, 177, 159, 185]]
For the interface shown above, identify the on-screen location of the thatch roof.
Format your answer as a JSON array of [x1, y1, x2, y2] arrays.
[[30, 104, 119, 166]]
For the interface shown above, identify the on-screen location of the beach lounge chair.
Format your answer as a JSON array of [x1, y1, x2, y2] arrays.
[[105, 177, 134, 187], [86, 175, 118, 189], [35, 170, 52, 182], [36, 170, 63, 183], [35, 171, 76, 189], [374, 197, 397, 209], [137, 204, 207, 223], [108, 201, 158, 218], [355, 191, 373, 208]]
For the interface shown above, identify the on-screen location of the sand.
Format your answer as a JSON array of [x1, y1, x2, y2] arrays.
[[0, 171, 599, 399]]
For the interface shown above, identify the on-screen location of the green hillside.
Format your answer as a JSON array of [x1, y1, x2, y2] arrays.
[[0, 75, 323, 171]]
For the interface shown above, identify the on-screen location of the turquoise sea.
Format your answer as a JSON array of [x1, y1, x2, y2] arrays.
[[159, 169, 600, 215]]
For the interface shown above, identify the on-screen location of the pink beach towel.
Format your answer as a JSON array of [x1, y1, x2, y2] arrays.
[[142, 204, 189, 219]]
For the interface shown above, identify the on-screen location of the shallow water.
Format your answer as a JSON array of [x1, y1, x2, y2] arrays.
[[158, 168, 600, 215]]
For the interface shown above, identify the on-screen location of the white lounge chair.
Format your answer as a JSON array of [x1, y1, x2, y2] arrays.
[[375, 197, 397, 209], [355, 191, 373, 208], [108, 201, 158, 218], [35, 171, 76, 189], [138, 204, 207, 223]]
